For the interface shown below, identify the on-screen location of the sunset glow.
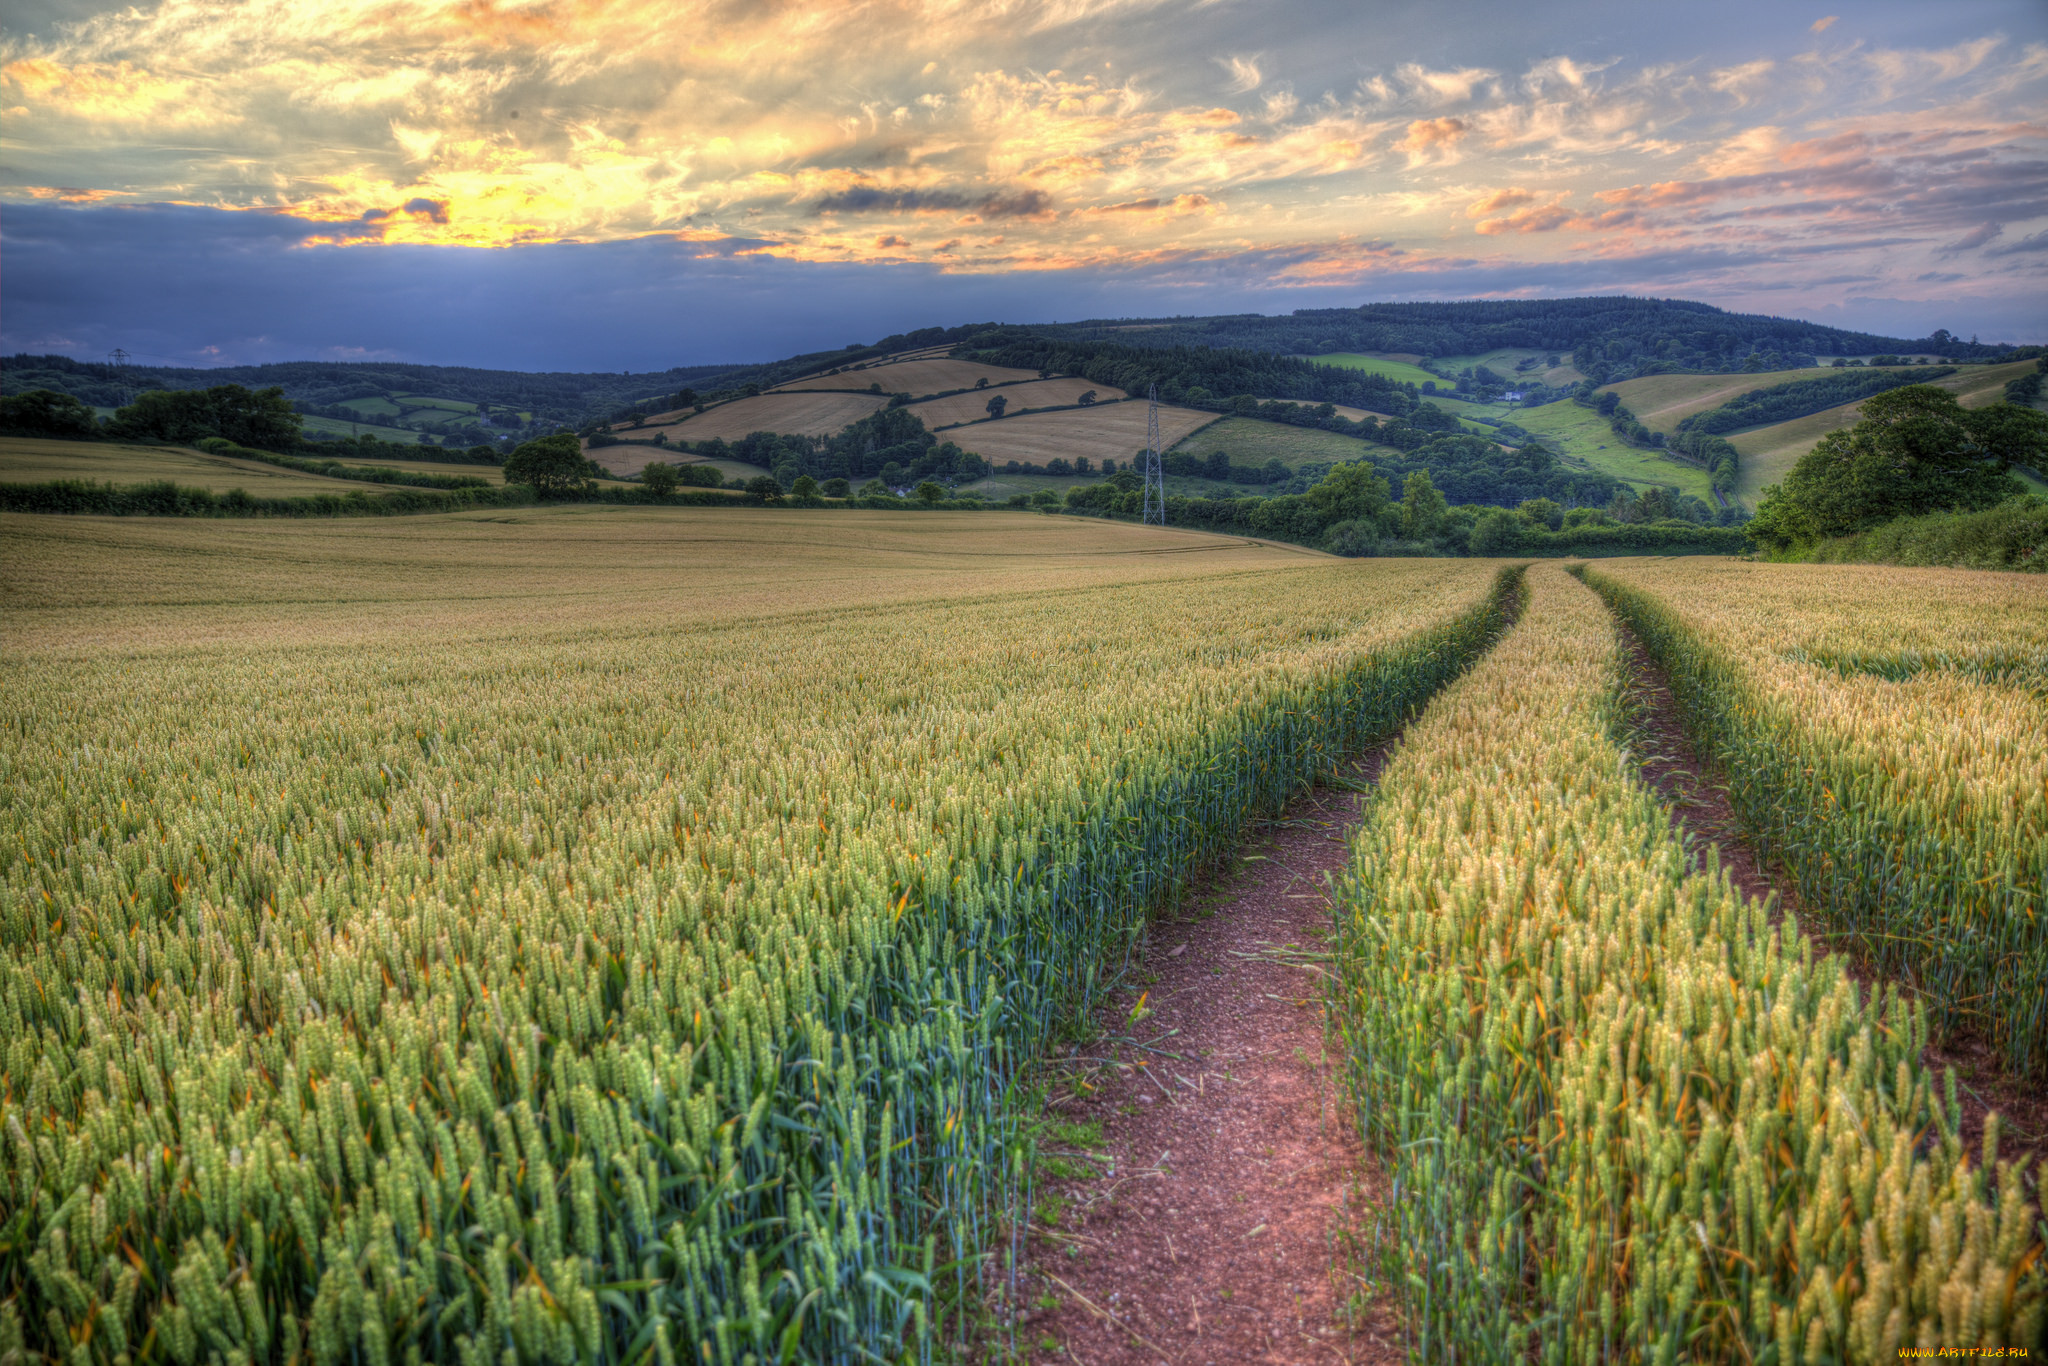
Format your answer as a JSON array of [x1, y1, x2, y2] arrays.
[[3, 0, 2043, 364]]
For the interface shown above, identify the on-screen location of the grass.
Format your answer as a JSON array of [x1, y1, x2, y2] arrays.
[[296, 412, 434, 443], [1429, 348, 1585, 388], [0, 435, 389, 493], [1307, 353, 1439, 386], [1506, 401, 1717, 502]]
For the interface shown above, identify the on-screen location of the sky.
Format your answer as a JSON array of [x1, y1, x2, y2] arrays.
[[3, 0, 2045, 371]]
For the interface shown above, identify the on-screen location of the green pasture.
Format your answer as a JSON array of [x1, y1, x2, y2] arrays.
[[1510, 401, 1716, 502], [1307, 353, 1439, 386]]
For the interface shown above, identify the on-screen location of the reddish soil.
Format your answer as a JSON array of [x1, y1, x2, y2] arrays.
[[1012, 754, 1404, 1366], [1613, 624, 2048, 1180]]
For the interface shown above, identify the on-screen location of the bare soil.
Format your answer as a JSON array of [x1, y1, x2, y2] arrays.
[[1613, 622, 2048, 1179], [1012, 756, 1403, 1366]]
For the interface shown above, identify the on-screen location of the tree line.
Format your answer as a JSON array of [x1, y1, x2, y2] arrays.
[[1677, 367, 1958, 437], [1020, 298, 2018, 371], [952, 329, 1418, 413]]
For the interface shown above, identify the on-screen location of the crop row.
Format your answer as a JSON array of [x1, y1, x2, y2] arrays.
[[1583, 560, 2048, 1078], [0, 560, 1510, 1364], [1334, 563, 2044, 1362]]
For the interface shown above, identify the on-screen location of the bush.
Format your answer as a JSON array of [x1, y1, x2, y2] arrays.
[[640, 462, 679, 497], [1468, 508, 1523, 555], [1795, 494, 2047, 571], [822, 477, 851, 498], [1322, 519, 1382, 557]]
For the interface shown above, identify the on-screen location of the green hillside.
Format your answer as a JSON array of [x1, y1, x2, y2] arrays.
[[1308, 353, 1438, 386], [1508, 401, 1716, 502]]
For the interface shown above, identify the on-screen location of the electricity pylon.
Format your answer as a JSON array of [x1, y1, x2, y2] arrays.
[[1141, 382, 1165, 525]]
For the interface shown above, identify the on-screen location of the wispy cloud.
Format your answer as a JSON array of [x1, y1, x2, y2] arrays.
[[1218, 54, 1262, 94]]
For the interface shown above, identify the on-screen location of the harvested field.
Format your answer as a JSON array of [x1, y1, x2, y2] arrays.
[[770, 356, 1040, 395], [0, 436, 384, 493], [1169, 415, 1379, 469], [951, 401, 1218, 466], [622, 391, 890, 446], [910, 377, 1127, 429]]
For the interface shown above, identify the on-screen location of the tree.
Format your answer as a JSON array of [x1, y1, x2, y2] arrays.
[[109, 384, 302, 449], [1748, 386, 2028, 548], [915, 480, 946, 505], [1305, 460, 1391, 524], [503, 433, 594, 497], [744, 475, 783, 503], [822, 477, 851, 497], [858, 478, 891, 498], [976, 377, 989, 389], [1517, 497, 1563, 530], [985, 394, 1008, 419], [1077, 390, 1098, 406], [1469, 508, 1522, 555], [788, 474, 822, 503], [0, 389, 99, 438], [1400, 470, 1447, 539], [641, 461, 679, 497]]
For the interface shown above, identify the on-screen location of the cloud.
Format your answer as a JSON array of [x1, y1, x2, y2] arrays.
[[1218, 54, 1261, 94], [1465, 187, 1535, 217], [1396, 64, 1495, 105], [1939, 221, 2004, 255], [20, 184, 124, 202], [1986, 229, 2048, 257], [1396, 116, 1467, 165], [811, 186, 1053, 217], [1811, 15, 1838, 33], [1, 2, 2044, 336], [1472, 193, 1577, 235]]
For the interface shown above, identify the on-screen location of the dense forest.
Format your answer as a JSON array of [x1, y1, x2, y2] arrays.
[[1031, 298, 2018, 376], [951, 328, 1418, 412], [1676, 367, 1956, 436], [0, 354, 732, 432]]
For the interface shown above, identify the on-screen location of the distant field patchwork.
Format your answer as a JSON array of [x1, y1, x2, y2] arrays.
[[1169, 416, 1379, 469], [771, 357, 1042, 396], [951, 402, 1218, 466], [631, 392, 892, 444], [912, 378, 1127, 429], [1607, 367, 1851, 435], [1728, 360, 2041, 503]]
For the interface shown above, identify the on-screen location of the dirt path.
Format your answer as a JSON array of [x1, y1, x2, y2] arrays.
[[1613, 621, 2048, 1177], [1013, 754, 1402, 1366]]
